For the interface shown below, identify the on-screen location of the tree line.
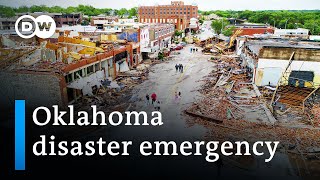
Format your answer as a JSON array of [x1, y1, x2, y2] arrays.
[[0, 5, 137, 18], [201, 10, 320, 35]]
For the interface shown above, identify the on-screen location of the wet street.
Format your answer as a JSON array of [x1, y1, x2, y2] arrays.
[[130, 45, 214, 140], [93, 44, 215, 142]]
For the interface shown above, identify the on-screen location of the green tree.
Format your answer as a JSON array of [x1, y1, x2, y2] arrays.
[[211, 19, 230, 34], [0, 6, 15, 17], [118, 8, 128, 18], [16, 6, 29, 13], [174, 30, 183, 37], [223, 26, 236, 36], [128, 7, 137, 17]]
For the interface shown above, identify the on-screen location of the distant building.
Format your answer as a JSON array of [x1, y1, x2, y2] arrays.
[[54, 13, 82, 27], [15, 12, 82, 28], [188, 17, 199, 33], [274, 28, 310, 39], [234, 27, 274, 36], [118, 19, 135, 24], [202, 13, 221, 21], [138, 1, 198, 30], [90, 15, 119, 28], [0, 17, 18, 32], [141, 24, 174, 57]]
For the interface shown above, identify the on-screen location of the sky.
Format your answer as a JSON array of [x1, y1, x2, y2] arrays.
[[0, 0, 320, 11]]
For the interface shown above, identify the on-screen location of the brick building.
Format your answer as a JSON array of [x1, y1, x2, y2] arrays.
[[138, 1, 198, 31], [15, 12, 82, 28], [54, 13, 82, 27]]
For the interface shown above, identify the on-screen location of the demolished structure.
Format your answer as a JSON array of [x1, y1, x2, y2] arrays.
[[1, 31, 144, 108]]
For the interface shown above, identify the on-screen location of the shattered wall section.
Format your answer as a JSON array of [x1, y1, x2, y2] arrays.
[[67, 70, 105, 96], [1, 35, 17, 48], [257, 59, 320, 87], [20, 49, 42, 66]]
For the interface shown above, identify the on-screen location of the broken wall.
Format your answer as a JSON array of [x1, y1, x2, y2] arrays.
[[67, 70, 105, 96], [20, 49, 42, 66], [259, 47, 320, 62], [256, 59, 320, 87], [255, 47, 320, 87]]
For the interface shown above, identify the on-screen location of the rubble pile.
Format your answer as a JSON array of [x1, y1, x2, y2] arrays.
[[187, 55, 260, 122], [73, 62, 154, 112], [311, 105, 320, 126], [186, 54, 320, 154]]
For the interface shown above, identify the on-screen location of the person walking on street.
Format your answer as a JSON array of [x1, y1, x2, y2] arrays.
[[151, 92, 157, 104], [154, 101, 161, 111], [180, 64, 184, 73], [145, 94, 150, 105], [174, 92, 180, 104], [178, 91, 181, 97], [175, 64, 179, 72], [196, 48, 198, 52]]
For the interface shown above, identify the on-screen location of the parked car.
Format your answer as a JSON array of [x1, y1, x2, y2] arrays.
[[170, 45, 183, 51], [179, 42, 187, 46]]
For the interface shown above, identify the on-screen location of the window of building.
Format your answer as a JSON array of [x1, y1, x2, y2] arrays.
[[74, 69, 83, 79], [87, 65, 94, 75], [95, 63, 100, 72], [65, 73, 73, 84]]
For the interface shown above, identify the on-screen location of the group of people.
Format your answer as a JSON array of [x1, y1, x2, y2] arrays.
[[145, 91, 182, 110], [145, 92, 161, 110], [175, 64, 184, 73], [190, 48, 198, 53]]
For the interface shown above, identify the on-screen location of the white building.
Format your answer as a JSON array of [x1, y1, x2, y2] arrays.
[[118, 19, 135, 24], [189, 18, 199, 29], [140, 26, 150, 53], [274, 28, 310, 39]]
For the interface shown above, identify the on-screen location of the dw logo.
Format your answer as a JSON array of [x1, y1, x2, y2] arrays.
[[15, 15, 56, 39]]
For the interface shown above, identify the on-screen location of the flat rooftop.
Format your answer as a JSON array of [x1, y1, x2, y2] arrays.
[[245, 39, 320, 55]]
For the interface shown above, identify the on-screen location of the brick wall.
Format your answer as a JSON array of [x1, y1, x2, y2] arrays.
[[0, 72, 65, 109]]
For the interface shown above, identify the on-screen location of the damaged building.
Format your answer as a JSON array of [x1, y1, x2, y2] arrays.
[[238, 38, 320, 110], [0, 34, 138, 108]]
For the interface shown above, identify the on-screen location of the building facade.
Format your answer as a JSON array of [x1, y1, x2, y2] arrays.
[[141, 24, 174, 54], [90, 15, 119, 28], [274, 28, 310, 39], [138, 1, 198, 30], [15, 12, 82, 28]]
